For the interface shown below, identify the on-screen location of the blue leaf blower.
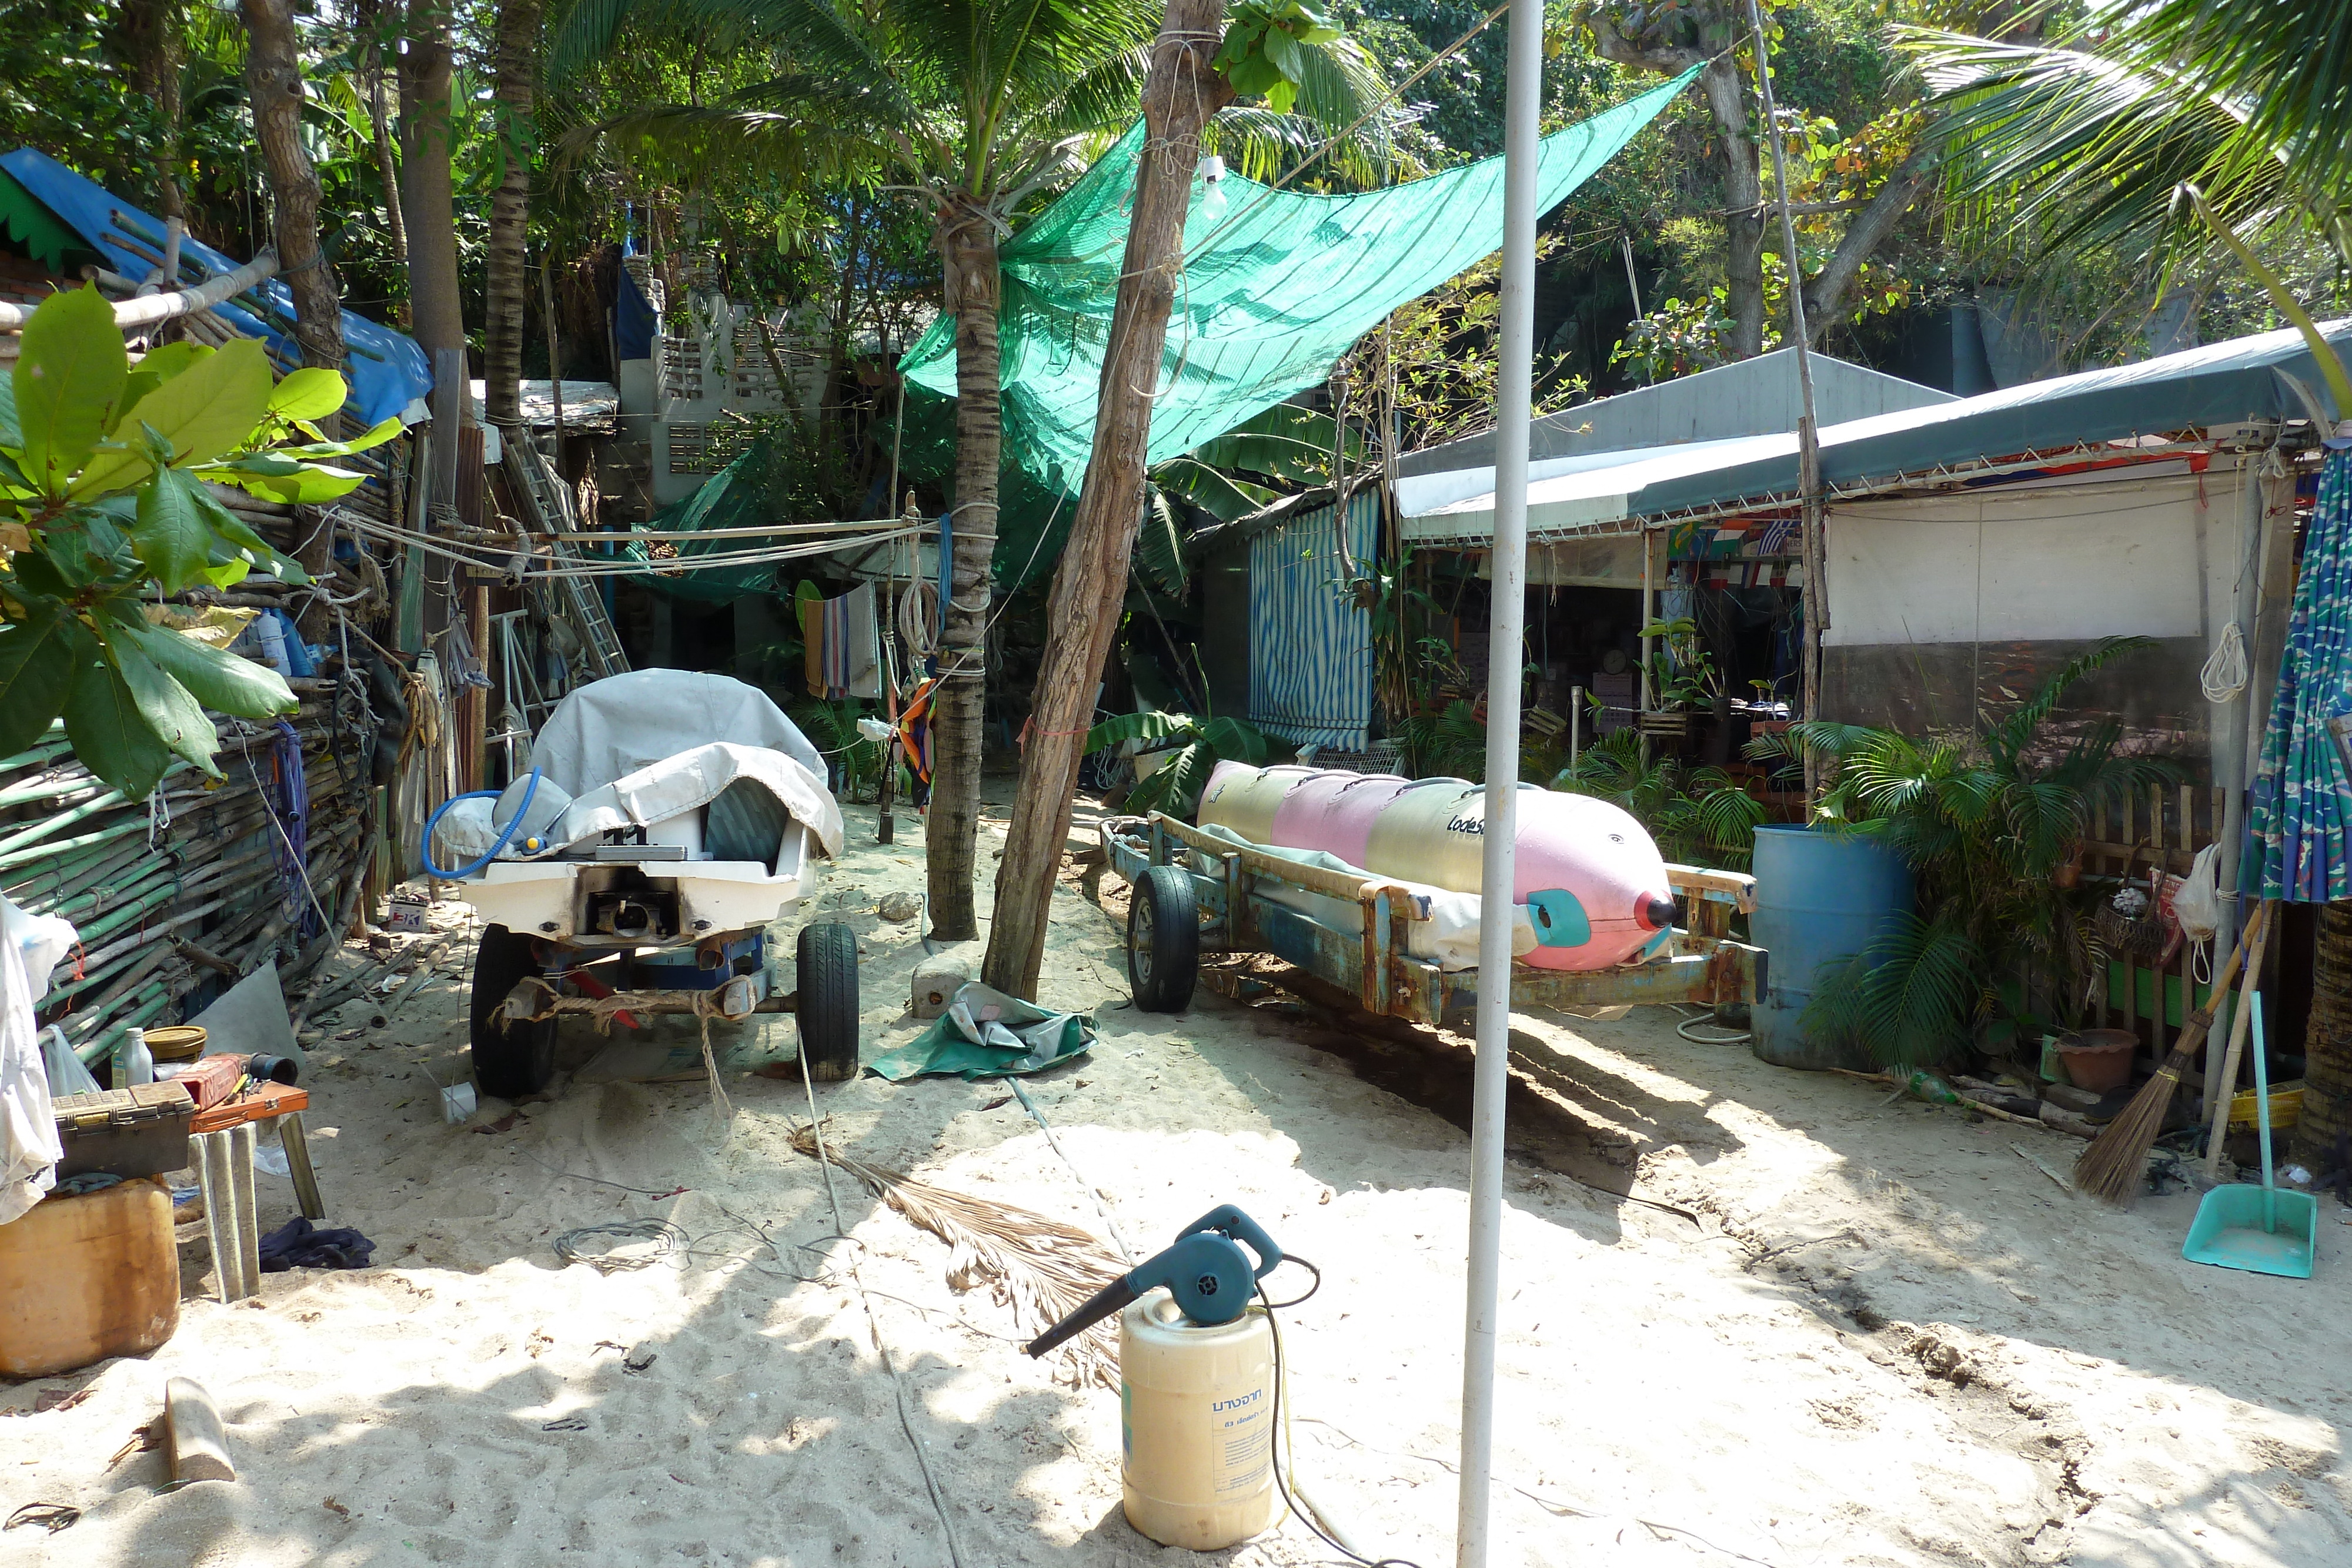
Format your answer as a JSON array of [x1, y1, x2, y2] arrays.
[[1024, 1205, 1281, 1358]]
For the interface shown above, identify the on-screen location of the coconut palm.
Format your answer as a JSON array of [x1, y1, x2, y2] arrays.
[[1900, 5, 2352, 286], [552, 0, 1396, 938]]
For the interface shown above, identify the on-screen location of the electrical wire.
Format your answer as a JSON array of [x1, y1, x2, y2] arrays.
[[1259, 1272, 1428, 1568]]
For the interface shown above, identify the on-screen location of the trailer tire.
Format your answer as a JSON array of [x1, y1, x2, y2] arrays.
[[1127, 865, 1198, 1013], [797, 922, 861, 1083], [471, 924, 556, 1099]]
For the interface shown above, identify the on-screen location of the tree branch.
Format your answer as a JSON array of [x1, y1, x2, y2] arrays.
[[1801, 155, 1932, 340]]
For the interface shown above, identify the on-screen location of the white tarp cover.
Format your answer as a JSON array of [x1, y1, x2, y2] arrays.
[[537, 740, 844, 861], [532, 670, 826, 791], [436, 672, 844, 868]]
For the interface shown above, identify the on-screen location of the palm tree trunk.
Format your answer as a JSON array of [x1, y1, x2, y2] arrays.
[[927, 200, 1002, 941], [2292, 901, 2352, 1171], [484, 0, 542, 427], [397, 0, 466, 366], [983, 0, 1235, 998]]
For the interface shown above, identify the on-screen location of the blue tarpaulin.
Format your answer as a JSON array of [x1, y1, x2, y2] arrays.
[[0, 148, 432, 427]]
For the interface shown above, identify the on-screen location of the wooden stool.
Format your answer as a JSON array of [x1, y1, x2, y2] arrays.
[[190, 1084, 322, 1301]]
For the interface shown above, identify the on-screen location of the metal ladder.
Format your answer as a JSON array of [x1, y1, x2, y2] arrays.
[[503, 434, 629, 678]]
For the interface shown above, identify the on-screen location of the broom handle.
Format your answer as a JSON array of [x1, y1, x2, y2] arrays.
[[2202, 899, 2275, 1178]]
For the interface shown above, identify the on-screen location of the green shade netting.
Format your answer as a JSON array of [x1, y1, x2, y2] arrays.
[[900, 69, 1695, 504], [619, 434, 797, 602], [0, 168, 93, 274]]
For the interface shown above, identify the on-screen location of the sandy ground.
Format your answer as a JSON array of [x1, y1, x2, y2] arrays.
[[5, 780, 2351, 1568]]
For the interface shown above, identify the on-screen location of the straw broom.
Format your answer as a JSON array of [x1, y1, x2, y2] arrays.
[[2074, 900, 2267, 1205]]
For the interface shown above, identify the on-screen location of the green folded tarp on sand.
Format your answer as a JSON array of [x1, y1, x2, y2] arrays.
[[865, 982, 1094, 1082]]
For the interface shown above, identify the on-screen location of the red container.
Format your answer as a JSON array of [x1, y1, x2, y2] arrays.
[[2059, 1028, 2138, 1093]]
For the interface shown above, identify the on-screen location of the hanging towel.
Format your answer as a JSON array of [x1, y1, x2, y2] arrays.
[[801, 583, 880, 700], [845, 583, 881, 698]]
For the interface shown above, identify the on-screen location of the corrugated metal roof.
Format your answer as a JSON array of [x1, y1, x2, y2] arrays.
[[1402, 320, 2352, 543]]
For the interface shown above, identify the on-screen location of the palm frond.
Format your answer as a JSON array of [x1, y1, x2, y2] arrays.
[[1899, 25, 2310, 278], [2123, 0, 2352, 216], [785, 1124, 1125, 1389], [1149, 456, 1278, 523]]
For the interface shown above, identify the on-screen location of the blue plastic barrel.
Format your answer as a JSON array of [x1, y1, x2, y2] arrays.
[[1748, 825, 1914, 1071]]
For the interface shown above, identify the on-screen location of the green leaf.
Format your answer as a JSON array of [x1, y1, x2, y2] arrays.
[[115, 614, 295, 721], [1087, 709, 1190, 754], [267, 366, 349, 423], [188, 486, 309, 584], [270, 413, 403, 459], [73, 336, 273, 498], [111, 369, 163, 433], [62, 643, 175, 798], [137, 342, 211, 383], [196, 460, 366, 505], [107, 632, 219, 774], [14, 285, 128, 497], [132, 466, 218, 594], [0, 601, 79, 756], [0, 366, 17, 450]]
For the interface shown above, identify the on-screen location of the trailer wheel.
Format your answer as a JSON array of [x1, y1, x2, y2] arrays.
[[1127, 865, 1199, 1013], [797, 922, 861, 1083], [470, 924, 556, 1099]]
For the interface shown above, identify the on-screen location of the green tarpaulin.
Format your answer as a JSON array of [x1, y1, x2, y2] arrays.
[[900, 69, 1695, 498], [0, 167, 93, 275], [620, 434, 797, 602]]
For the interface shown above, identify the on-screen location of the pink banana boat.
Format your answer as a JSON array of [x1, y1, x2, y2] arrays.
[[1199, 761, 1675, 971]]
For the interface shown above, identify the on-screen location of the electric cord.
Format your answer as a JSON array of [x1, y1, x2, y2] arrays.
[[1259, 1269, 1428, 1568]]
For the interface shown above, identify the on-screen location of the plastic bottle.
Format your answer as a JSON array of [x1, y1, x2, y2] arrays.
[[1118, 1290, 1277, 1550], [1905, 1069, 1960, 1105], [119, 1027, 154, 1088]]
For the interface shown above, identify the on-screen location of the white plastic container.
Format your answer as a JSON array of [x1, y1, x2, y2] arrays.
[[1119, 1290, 1277, 1550]]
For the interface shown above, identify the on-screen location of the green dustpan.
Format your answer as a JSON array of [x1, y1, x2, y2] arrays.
[[2184, 994, 2318, 1279]]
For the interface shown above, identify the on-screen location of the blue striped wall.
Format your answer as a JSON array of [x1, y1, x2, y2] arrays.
[[1247, 490, 1380, 750]]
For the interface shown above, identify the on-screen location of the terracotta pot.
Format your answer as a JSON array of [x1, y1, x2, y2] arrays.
[[2058, 1028, 2139, 1093]]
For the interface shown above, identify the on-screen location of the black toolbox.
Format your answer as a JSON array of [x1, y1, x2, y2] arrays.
[[54, 1081, 195, 1180]]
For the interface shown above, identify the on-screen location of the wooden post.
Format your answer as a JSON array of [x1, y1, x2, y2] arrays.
[[980, 0, 1237, 998]]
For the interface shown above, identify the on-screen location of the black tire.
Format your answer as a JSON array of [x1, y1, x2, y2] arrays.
[[797, 922, 861, 1083], [471, 924, 556, 1099], [1127, 864, 1199, 1012]]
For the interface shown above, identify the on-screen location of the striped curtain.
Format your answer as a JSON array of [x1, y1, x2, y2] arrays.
[[1248, 491, 1380, 750], [2248, 449, 2352, 901]]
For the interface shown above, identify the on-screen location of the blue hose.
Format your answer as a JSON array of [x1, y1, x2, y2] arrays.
[[423, 768, 543, 879]]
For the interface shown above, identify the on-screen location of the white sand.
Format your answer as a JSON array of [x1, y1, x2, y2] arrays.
[[5, 785, 2350, 1567]]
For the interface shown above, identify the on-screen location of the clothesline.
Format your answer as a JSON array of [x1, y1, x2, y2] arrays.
[[338, 515, 928, 581]]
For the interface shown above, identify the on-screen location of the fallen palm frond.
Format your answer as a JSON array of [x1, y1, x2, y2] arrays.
[[787, 1124, 1127, 1388]]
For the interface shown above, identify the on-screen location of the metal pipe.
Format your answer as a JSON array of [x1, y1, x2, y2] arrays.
[[1457, 0, 1540, 1559]]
